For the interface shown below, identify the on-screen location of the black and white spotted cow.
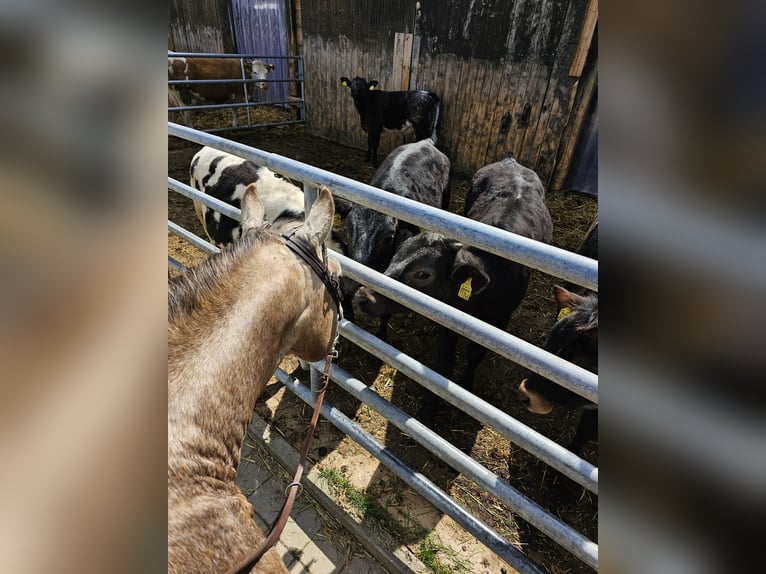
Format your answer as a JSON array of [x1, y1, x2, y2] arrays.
[[340, 76, 441, 164], [189, 146, 304, 247]]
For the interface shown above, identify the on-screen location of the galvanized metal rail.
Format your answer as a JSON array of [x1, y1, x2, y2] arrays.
[[167, 52, 305, 129], [168, 123, 597, 291]]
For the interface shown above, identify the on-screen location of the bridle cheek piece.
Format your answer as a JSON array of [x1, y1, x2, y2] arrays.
[[280, 231, 343, 316]]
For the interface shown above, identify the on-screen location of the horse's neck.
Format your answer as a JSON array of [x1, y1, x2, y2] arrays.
[[168, 259, 304, 481]]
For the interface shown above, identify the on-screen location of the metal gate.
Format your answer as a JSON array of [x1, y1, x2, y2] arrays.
[[167, 51, 305, 131], [167, 123, 599, 573]]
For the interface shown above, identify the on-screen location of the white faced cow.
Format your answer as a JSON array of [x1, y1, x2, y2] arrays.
[[168, 56, 274, 128]]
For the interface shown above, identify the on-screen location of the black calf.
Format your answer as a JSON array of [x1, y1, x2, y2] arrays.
[[519, 286, 598, 454], [340, 76, 440, 164]]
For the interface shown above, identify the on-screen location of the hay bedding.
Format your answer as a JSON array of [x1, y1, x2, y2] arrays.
[[168, 106, 597, 573]]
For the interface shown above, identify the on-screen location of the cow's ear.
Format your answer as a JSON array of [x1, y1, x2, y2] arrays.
[[340, 77, 351, 87], [452, 248, 489, 298], [368, 80, 379, 91], [266, 63, 275, 72], [240, 183, 266, 233], [553, 285, 585, 314]]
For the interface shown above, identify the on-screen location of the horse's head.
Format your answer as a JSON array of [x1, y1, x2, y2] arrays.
[[241, 184, 342, 362]]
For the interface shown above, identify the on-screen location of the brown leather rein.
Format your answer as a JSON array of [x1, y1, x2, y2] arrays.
[[225, 231, 342, 574]]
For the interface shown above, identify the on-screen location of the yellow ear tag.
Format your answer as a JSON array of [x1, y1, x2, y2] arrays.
[[458, 277, 473, 300], [557, 307, 572, 321], [368, 84, 376, 90]]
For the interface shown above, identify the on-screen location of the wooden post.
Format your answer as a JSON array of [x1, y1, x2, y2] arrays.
[[293, 0, 304, 52], [552, 66, 598, 190], [409, 35, 421, 88], [393, 32, 414, 90], [569, 0, 598, 77], [287, 0, 299, 99]]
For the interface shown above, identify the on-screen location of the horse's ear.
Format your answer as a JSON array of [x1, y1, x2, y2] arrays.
[[300, 187, 335, 247], [240, 183, 266, 233]]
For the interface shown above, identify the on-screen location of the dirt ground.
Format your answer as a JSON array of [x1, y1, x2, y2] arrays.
[[169, 106, 598, 574]]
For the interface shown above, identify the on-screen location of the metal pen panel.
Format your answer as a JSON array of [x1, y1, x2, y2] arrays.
[[318, 361, 599, 569], [335, 253, 598, 404], [338, 318, 599, 493], [274, 368, 555, 574], [166, 123, 597, 291]]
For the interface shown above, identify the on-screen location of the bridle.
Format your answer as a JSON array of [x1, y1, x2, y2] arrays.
[[225, 230, 342, 574], [280, 229, 343, 313]]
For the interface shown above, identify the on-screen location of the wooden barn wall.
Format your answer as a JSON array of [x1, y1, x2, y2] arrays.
[[168, 0, 236, 53], [300, 0, 597, 189]]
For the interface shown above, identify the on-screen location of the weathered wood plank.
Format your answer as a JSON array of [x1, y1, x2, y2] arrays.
[[444, 57, 471, 169], [488, 58, 518, 163], [516, 62, 552, 169], [552, 64, 597, 190], [470, 62, 502, 172], [434, 54, 455, 155], [409, 35, 421, 89], [528, 0, 587, 186], [401, 33, 413, 90], [478, 61, 510, 168], [506, 57, 536, 159], [462, 60, 491, 173], [458, 59, 477, 168], [392, 33, 414, 90], [569, 0, 598, 77]]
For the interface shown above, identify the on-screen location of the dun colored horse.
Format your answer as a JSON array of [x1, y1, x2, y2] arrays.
[[168, 186, 341, 574]]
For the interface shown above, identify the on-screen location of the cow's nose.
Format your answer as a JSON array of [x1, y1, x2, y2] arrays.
[[354, 289, 371, 307], [518, 380, 531, 405]]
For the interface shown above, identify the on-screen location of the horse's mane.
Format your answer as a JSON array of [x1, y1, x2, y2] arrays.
[[168, 227, 272, 321]]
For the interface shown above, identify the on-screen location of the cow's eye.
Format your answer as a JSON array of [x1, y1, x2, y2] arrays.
[[414, 270, 431, 280], [382, 235, 394, 246]]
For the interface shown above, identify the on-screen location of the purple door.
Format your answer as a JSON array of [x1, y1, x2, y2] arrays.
[[230, 0, 290, 105]]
